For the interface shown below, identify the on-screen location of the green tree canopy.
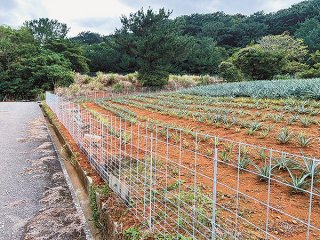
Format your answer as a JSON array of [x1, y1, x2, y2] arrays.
[[176, 0, 320, 48], [0, 26, 37, 71], [257, 33, 309, 74], [115, 8, 188, 86], [176, 37, 227, 75], [297, 50, 320, 79], [231, 45, 284, 80], [218, 61, 244, 82], [45, 39, 89, 73], [9, 49, 73, 98], [71, 31, 103, 45], [219, 33, 310, 81], [264, 0, 320, 35], [83, 38, 135, 73], [295, 18, 320, 52], [0, 25, 74, 100], [24, 18, 69, 44]]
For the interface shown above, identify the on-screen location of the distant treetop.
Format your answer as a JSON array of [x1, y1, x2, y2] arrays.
[[24, 18, 69, 44]]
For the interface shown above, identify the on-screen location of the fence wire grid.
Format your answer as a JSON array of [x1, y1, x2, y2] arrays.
[[56, 86, 178, 103], [46, 92, 320, 240]]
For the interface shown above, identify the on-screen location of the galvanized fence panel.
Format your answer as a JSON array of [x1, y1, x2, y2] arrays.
[[46, 92, 320, 240]]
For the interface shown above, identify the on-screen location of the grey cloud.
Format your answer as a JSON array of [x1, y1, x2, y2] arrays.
[[119, 0, 302, 16], [73, 17, 122, 35], [212, 0, 269, 14], [0, 0, 18, 25], [0, 0, 304, 36], [212, 0, 302, 14], [0, 0, 47, 27], [119, 0, 220, 16], [0, 0, 18, 10], [71, 0, 303, 35]]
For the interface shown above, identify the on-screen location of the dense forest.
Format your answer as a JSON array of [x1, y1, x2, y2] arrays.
[[1, 0, 320, 99]]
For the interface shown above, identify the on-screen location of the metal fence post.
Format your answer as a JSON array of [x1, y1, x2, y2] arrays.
[[100, 118, 104, 166], [306, 158, 315, 240], [235, 143, 241, 237], [89, 113, 92, 164], [177, 129, 182, 232], [192, 132, 198, 238], [211, 138, 218, 240], [129, 120, 133, 204], [72, 102, 75, 139], [143, 122, 148, 222], [149, 133, 153, 231], [119, 116, 122, 184], [164, 127, 169, 235], [265, 149, 273, 239]]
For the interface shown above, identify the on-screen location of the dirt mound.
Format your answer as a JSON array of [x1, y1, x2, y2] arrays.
[[23, 207, 85, 240]]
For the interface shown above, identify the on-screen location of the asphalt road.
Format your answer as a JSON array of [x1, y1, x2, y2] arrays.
[[0, 102, 86, 239]]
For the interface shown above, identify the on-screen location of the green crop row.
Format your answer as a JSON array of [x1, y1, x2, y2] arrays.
[[181, 78, 320, 99]]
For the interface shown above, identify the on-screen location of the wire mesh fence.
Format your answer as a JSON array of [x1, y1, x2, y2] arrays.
[[46, 92, 320, 240], [55, 86, 178, 102]]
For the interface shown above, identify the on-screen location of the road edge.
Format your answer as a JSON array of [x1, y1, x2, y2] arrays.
[[39, 102, 95, 240]]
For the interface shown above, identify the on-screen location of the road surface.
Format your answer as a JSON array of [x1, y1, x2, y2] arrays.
[[0, 102, 87, 239]]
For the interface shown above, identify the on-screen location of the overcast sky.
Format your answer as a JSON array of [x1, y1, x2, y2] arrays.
[[0, 0, 303, 36]]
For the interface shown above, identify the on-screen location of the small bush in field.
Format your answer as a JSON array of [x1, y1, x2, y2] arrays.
[[112, 83, 124, 93]]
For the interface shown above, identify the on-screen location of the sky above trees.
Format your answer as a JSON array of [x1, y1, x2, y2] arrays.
[[0, 0, 303, 36]]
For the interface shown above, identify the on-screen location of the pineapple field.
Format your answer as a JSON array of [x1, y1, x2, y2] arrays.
[[52, 78, 320, 239]]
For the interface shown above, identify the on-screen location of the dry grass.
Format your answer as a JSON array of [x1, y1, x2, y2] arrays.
[[56, 72, 224, 96], [167, 74, 224, 89], [56, 72, 138, 96]]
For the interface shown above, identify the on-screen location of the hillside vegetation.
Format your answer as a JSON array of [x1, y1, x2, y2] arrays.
[[1, 0, 320, 99]]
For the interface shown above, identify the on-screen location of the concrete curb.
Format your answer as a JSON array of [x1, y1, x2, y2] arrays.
[[40, 103, 93, 239], [41, 103, 122, 240], [47, 123, 94, 240]]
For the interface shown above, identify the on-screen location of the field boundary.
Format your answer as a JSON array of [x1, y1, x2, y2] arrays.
[[46, 91, 320, 240], [42, 102, 127, 239]]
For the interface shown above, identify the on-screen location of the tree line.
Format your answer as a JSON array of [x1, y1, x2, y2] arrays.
[[1, 0, 320, 99]]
